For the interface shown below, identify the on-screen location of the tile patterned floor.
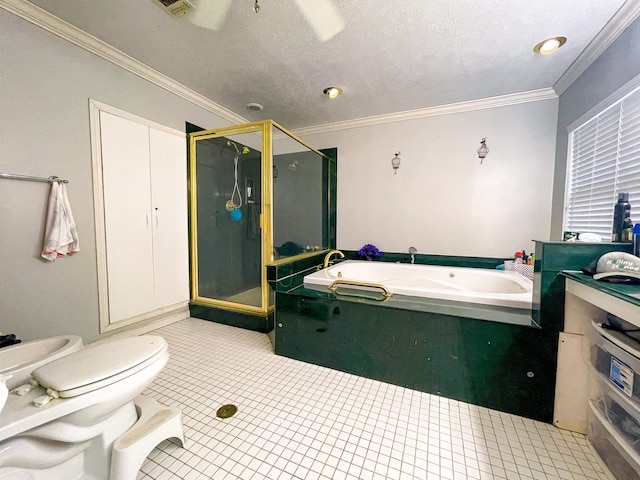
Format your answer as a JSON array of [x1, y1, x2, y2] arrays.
[[137, 318, 613, 480]]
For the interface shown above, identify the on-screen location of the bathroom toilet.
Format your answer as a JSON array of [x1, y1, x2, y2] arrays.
[[0, 335, 184, 480]]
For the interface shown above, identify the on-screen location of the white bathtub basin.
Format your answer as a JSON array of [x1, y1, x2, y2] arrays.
[[304, 260, 533, 309], [0, 335, 83, 390]]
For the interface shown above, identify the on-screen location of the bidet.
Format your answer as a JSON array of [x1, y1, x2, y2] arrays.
[[0, 335, 82, 390], [0, 374, 10, 414]]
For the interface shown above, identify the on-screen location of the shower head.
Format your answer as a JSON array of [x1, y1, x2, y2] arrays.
[[227, 140, 250, 155], [227, 140, 240, 155], [288, 160, 299, 172]]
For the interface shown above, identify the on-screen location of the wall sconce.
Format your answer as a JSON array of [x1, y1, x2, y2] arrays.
[[391, 152, 401, 174], [477, 138, 489, 164]]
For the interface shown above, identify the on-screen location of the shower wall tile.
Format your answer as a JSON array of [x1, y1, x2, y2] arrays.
[[189, 304, 273, 333]]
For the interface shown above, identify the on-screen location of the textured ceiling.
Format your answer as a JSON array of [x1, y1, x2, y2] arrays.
[[25, 0, 631, 130]]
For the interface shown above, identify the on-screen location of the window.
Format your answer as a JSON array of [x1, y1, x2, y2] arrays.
[[564, 84, 640, 239]]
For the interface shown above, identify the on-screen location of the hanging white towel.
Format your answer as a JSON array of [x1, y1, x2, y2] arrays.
[[41, 182, 80, 261]]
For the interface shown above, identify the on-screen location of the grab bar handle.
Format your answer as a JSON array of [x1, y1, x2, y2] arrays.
[[327, 280, 393, 298]]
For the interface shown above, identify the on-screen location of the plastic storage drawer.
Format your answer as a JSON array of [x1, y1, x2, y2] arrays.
[[590, 320, 640, 407], [589, 401, 640, 480], [591, 374, 640, 454]]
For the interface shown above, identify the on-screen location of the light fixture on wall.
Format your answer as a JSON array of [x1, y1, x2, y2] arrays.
[[323, 87, 342, 99], [391, 152, 401, 174], [477, 138, 489, 164]]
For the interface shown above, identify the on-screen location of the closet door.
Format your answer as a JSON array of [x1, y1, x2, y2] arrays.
[[99, 111, 155, 323], [149, 128, 189, 307]]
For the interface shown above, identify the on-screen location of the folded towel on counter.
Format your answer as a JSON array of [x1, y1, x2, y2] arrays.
[[0, 334, 21, 348], [41, 182, 80, 261]]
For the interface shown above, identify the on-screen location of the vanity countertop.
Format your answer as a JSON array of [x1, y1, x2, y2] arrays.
[[560, 270, 640, 308]]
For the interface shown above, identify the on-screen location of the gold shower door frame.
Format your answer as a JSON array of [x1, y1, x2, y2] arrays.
[[188, 120, 329, 316]]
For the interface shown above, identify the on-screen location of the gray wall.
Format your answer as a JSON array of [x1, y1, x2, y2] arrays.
[[0, 10, 233, 343], [550, 16, 640, 239]]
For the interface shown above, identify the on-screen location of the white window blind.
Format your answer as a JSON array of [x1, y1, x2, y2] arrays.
[[565, 84, 640, 239]]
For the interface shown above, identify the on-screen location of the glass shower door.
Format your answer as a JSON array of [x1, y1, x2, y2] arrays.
[[189, 120, 331, 318], [190, 128, 267, 312]]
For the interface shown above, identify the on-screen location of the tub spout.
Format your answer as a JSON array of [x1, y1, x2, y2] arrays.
[[408, 246, 417, 264], [323, 249, 345, 268]]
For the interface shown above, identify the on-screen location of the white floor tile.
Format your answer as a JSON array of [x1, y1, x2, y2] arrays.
[[137, 318, 615, 480]]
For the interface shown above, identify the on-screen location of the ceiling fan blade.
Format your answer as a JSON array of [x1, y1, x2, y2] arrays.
[[292, 0, 345, 42], [187, 0, 233, 30]]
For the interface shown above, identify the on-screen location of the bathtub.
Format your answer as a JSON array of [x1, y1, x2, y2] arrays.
[[303, 260, 532, 309]]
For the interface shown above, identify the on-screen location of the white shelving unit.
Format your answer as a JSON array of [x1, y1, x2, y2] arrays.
[[557, 277, 640, 479]]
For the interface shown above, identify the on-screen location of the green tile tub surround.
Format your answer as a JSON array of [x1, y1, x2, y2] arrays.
[[532, 241, 632, 331], [274, 292, 557, 423], [341, 251, 506, 269], [267, 251, 327, 293]]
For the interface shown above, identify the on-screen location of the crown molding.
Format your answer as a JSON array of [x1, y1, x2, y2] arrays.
[[0, 0, 249, 126], [292, 88, 558, 137], [553, 0, 640, 96]]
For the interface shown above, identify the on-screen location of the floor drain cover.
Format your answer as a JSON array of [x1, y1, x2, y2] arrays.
[[216, 404, 238, 418]]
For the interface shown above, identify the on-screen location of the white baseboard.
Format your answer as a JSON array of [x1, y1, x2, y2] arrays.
[[91, 305, 190, 345]]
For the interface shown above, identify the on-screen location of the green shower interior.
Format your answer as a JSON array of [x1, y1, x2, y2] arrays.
[[189, 121, 337, 320], [194, 134, 263, 307]]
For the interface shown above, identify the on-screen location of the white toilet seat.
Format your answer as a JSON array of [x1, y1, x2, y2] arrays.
[[32, 336, 167, 398], [0, 334, 177, 480]]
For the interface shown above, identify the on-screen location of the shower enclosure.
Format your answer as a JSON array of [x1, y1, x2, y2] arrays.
[[189, 120, 334, 321]]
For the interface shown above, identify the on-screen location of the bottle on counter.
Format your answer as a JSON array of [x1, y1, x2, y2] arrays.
[[634, 224, 640, 257], [622, 217, 634, 243], [515, 251, 524, 264], [612, 192, 631, 242]]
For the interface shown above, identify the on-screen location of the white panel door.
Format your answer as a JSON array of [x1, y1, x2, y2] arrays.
[[149, 128, 190, 307], [100, 111, 155, 323]]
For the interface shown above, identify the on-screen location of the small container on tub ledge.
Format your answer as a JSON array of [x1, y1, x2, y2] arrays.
[[633, 224, 640, 257]]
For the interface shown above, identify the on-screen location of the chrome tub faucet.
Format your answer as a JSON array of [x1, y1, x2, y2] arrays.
[[408, 246, 417, 264]]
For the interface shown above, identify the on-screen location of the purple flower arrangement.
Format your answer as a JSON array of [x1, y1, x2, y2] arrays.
[[358, 243, 383, 259]]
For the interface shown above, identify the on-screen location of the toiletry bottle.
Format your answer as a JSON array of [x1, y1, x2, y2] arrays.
[[622, 217, 634, 243], [515, 252, 523, 264], [612, 192, 631, 242], [634, 224, 640, 257]]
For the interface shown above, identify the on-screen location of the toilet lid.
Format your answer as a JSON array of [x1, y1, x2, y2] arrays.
[[32, 335, 167, 398]]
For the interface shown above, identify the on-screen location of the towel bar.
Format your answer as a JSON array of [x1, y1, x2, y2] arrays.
[[0, 173, 68, 183]]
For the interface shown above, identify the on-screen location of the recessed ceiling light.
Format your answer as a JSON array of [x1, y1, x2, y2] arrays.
[[533, 36, 567, 55], [246, 102, 263, 112], [323, 87, 343, 99]]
